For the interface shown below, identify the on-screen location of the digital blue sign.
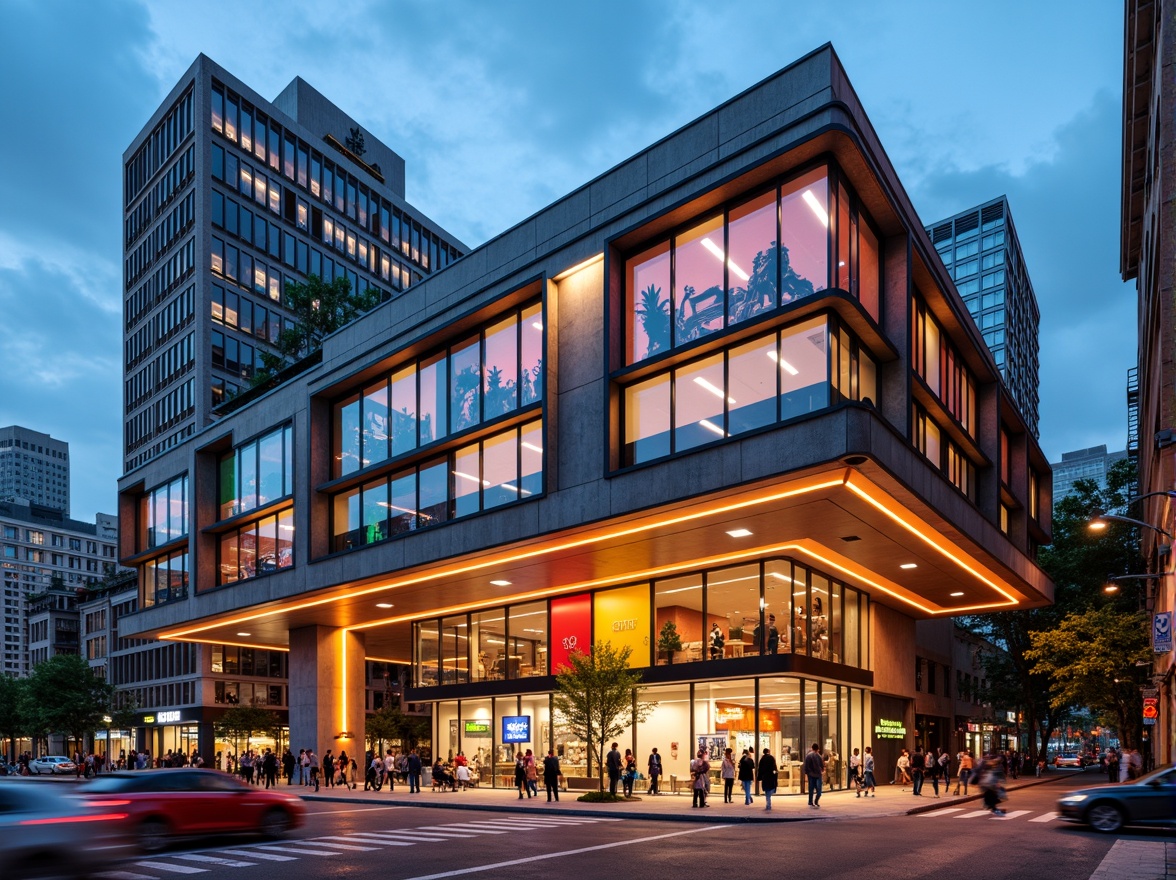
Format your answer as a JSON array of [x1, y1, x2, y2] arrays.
[[501, 715, 531, 743]]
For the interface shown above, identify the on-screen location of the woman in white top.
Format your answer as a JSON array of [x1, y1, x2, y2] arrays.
[[721, 748, 737, 803]]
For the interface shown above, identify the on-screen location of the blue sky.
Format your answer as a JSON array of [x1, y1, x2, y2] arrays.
[[0, 0, 1132, 521]]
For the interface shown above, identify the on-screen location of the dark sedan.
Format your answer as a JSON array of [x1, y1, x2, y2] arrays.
[[1057, 764, 1176, 832], [78, 769, 305, 853]]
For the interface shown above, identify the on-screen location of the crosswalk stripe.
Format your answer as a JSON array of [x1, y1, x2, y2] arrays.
[[252, 845, 338, 857], [135, 862, 208, 874], [100, 872, 158, 879], [173, 854, 256, 867], [1030, 812, 1059, 823], [955, 810, 994, 819], [341, 835, 416, 846], [920, 808, 964, 817], [215, 850, 300, 861], [991, 810, 1031, 821], [301, 840, 380, 851], [417, 825, 508, 835]]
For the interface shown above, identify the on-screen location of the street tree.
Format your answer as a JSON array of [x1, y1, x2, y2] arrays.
[[252, 275, 383, 386], [365, 705, 430, 755], [213, 703, 282, 757], [1025, 606, 1152, 749], [24, 654, 112, 754], [552, 641, 656, 791], [0, 674, 30, 763]]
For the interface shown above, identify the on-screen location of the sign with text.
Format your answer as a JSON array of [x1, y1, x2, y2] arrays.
[[501, 715, 531, 743], [1154, 612, 1172, 653], [1143, 696, 1159, 726], [550, 593, 592, 673], [464, 720, 491, 738], [874, 719, 906, 739], [593, 584, 650, 667]]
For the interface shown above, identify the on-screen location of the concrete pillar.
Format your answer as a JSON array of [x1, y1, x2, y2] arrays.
[[288, 625, 366, 761]]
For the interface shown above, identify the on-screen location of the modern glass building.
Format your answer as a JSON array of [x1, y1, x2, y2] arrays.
[[0, 426, 71, 515], [1050, 444, 1128, 501], [122, 55, 467, 473], [118, 45, 1053, 788], [925, 197, 1041, 438]]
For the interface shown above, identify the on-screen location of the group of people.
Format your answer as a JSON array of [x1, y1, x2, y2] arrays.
[[1103, 747, 1144, 782], [514, 748, 563, 801]]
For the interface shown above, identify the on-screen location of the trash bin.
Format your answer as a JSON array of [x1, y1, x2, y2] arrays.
[[422, 766, 433, 787]]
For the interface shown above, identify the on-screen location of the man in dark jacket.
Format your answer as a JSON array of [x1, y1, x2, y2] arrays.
[[543, 750, 562, 802], [407, 749, 423, 793], [803, 743, 825, 808], [910, 746, 926, 796], [606, 743, 622, 796]]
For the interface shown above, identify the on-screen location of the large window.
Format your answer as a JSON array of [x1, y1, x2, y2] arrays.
[[331, 420, 542, 552], [218, 424, 294, 520], [331, 303, 543, 479], [141, 549, 188, 609], [624, 164, 880, 365], [622, 316, 877, 466], [414, 600, 549, 686], [912, 297, 976, 435], [914, 404, 974, 499], [218, 508, 294, 584], [140, 475, 188, 550]]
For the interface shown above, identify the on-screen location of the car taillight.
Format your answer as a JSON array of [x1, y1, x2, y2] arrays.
[[20, 813, 128, 825], [85, 799, 132, 807]]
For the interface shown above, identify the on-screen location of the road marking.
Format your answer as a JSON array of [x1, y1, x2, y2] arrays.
[[173, 854, 256, 867], [990, 810, 1031, 821], [300, 839, 381, 851], [100, 872, 158, 880], [252, 845, 338, 857], [1029, 812, 1059, 823], [955, 810, 995, 819], [343, 835, 417, 846], [307, 806, 404, 814], [135, 862, 208, 874], [399, 825, 730, 880], [920, 808, 964, 817], [214, 849, 300, 860], [417, 825, 508, 835]]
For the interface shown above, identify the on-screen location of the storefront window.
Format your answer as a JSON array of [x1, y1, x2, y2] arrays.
[[810, 572, 831, 659], [471, 610, 507, 681], [674, 215, 725, 346], [759, 678, 802, 789], [508, 602, 547, 678], [727, 191, 778, 328], [655, 574, 702, 664], [440, 614, 469, 685], [705, 564, 760, 660], [416, 621, 439, 687]]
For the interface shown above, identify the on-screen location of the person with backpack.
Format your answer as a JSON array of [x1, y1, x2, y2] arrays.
[[861, 747, 877, 796], [955, 749, 974, 795], [926, 747, 942, 797], [690, 748, 711, 808]]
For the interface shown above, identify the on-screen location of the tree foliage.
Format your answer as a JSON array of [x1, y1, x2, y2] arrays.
[[23, 654, 112, 750], [552, 641, 656, 791], [365, 706, 429, 753], [252, 275, 383, 386], [0, 675, 30, 763], [213, 704, 282, 751], [1025, 606, 1151, 749]]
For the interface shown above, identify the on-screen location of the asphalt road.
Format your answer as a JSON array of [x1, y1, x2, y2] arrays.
[[90, 773, 1166, 880]]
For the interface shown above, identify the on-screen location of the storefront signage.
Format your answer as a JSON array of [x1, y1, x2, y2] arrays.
[[593, 584, 650, 667], [874, 719, 906, 739], [464, 720, 491, 738], [1143, 696, 1159, 726], [502, 715, 531, 743], [1153, 612, 1172, 653], [550, 593, 592, 673], [142, 710, 183, 725], [714, 702, 779, 732]]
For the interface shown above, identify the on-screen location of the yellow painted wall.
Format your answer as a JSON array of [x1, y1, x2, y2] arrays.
[[594, 583, 651, 667]]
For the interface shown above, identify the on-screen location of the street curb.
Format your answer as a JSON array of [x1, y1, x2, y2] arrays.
[[904, 770, 1087, 816]]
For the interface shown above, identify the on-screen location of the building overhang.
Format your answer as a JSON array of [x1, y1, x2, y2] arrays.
[[147, 461, 1052, 663], [1121, 0, 1155, 280]]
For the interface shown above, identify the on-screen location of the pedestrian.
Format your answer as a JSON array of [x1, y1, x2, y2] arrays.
[[307, 749, 320, 792], [622, 749, 637, 798], [322, 750, 335, 789], [300, 748, 311, 786], [979, 757, 1006, 815], [385, 749, 398, 790], [515, 751, 527, 799], [955, 749, 973, 795], [861, 747, 876, 796], [1107, 748, 1120, 784], [721, 747, 736, 804], [738, 748, 756, 805], [909, 746, 925, 796], [366, 752, 383, 791], [803, 743, 824, 808], [543, 749, 561, 802], [896, 748, 910, 788], [282, 748, 295, 785], [524, 749, 539, 798], [456, 762, 471, 791], [757, 747, 778, 811], [647, 747, 663, 794], [337, 750, 351, 788], [606, 742, 622, 797], [926, 747, 941, 797], [690, 748, 710, 808], [1128, 748, 1142, 780], [263, 748, 278, 789], [938, 748, 951, 791], [848, 747, 862, 796], [407, 748, 422, 792]]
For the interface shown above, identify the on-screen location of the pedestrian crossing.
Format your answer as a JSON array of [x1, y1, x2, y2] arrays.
[[97, 814, 623, 880], [919, 807, 1059, 823]]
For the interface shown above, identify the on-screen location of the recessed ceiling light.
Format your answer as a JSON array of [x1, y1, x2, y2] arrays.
[[236, 632, 251, 637], [950, 592, 964, 597], [900, 563, 918, 570], [376, 603, 394, 609], [490, 579, 512, 587], [726, 528, 753, 538]]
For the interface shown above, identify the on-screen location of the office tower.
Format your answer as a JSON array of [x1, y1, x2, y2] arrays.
[[1050, 445, 1129, 501], [0, 426, 71, 515], [122, 55, 467, 473], [926, 197, 1041, 438]]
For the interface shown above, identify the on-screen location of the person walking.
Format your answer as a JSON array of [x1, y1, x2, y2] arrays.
[[979, 756, 1006, 815], [690, 749, 711, 808], [926, 747, 941, 797], [307, 749, 320, 792], [622, 749, 637, 798], [803, 743, 824, 808], [281, 749, 295, 785], [322, 750, 335, 789], [262, 748, 278, 789], [514, 751, 527, 799], [955, 749, 973, 796], [606, 743, 622, 797], [407, 749, 422, 793], [647, 747, 663, 794], [300, 748, 311, 786], [366, 752, 383, 791], [336, 750, 351, 789], [524, 749, 539, 798], [738, 748, 756, 805], [861, 747, 877, 796], [757, 747, 778, 811], [721, 747, 736, 803], [896, 748, 911, 789], [543, 749, 561, 802], [848, 748, 862, 796], [385, 749, 398, 790]]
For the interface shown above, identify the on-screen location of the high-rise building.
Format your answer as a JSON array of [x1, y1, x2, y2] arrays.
[[119, 45, 1054, 774], [1050, 445, 1129, 501], [0, 426, 71, 515], [1122, 0, 1176, 765], [122, 55, 467, 473], [1, 501, 118, 676], [926, 197, 1041, 438]]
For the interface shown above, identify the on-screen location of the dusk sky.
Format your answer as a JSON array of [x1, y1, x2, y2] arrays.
[[0, 1, 1131, 522]]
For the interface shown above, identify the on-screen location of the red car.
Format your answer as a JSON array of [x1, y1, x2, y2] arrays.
[[77, 769, 305, 853]]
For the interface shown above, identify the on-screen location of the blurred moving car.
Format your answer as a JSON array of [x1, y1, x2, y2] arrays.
[[0, 781, 133, 878], [1057, 764, 1176, 832], [28, 756, 77, 775], [1054, 753, 1084, 769], [79, 769, 305, 853]]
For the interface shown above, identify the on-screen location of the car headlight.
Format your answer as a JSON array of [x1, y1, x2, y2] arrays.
[[1058, 794, 1088, 804]]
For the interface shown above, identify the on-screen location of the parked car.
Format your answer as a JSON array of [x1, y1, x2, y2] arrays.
[[0, 781, 134, 878], [28, 756, 77, 775], [1054, 753, 1083, 768], [78, 769, 305, 853], [1057, 764, 1176, 832]]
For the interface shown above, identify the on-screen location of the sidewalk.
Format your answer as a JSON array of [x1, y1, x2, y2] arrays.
[[301, 771, 1064, 823]]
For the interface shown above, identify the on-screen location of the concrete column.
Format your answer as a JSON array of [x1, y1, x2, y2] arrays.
[[288, 625, 366, 760]]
